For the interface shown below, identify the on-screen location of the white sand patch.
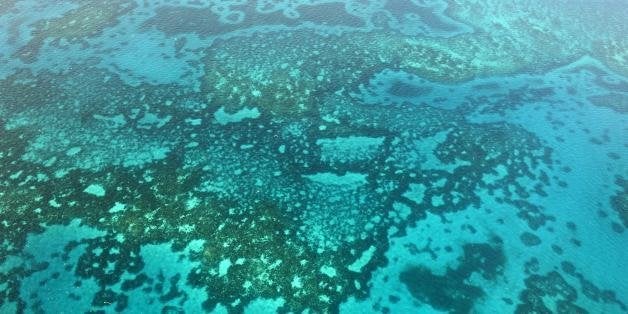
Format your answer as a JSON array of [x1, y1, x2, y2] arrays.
[[348, 245, 376, 273], [303, 172, 367, 188], [214, 106, 260, 125], [83, 183, 106, 197]]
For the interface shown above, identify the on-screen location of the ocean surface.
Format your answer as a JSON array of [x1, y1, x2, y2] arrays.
[[0, 1, 626, 313]]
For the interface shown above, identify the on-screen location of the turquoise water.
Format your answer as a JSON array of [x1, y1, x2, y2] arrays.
[[0, 1, 626, 313]]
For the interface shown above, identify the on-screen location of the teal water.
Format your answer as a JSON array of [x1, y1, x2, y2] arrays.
[[0, 1, 627, 313]]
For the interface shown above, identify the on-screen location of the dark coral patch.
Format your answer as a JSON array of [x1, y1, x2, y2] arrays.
[[400, 266, 483, 314], [387, 80, 432, 97], [587, 93, 628, 114], [400, 240, 504, 313], [383, 0, 469, 34], [519, 232, 542, 247], [610, 176, 628, 228], [142, 3, 364, 38], [13, 0, 137, 63]]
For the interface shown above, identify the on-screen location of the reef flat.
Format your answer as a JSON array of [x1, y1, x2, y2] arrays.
[[0, 1, 626, 313]]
